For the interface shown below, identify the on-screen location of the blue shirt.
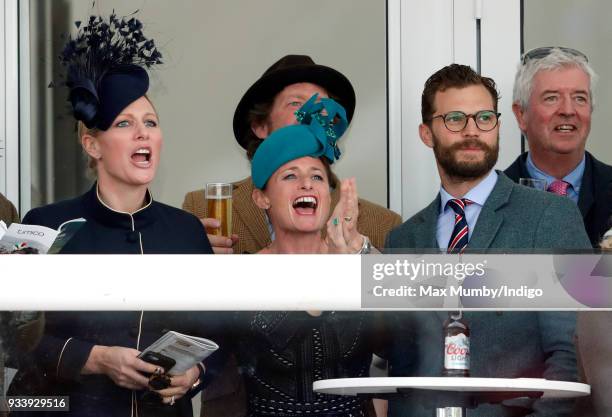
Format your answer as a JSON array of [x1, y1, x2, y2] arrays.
[[436, 170, 498, 251], [526, 152, 584, 204]]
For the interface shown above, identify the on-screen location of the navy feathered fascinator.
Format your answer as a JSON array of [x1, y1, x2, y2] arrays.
[[251, 94, 348, 189], [60, 13, 162, 130]]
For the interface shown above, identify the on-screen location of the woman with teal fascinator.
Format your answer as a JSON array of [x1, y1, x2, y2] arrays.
[[250, 93, 371, 255], [228, 95, 382, 417]]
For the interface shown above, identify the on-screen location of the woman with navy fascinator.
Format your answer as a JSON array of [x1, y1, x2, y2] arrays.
[[21, 13, 212, 255], [7, 13, 217, 416]]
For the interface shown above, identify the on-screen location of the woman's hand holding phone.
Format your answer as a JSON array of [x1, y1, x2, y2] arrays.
[[82, 345, 160, 390]]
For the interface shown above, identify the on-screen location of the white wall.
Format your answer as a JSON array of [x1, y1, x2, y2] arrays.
[[389, 0, 521, 219], [26, 0, 389, 210], [523, 0, 612, 165]]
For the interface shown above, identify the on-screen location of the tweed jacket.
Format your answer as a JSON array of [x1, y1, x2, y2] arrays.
[[0, 192, 19, 225], [504, 151, 612, 247], [387, 311, 579, 417], [385, 172, 591, 417], [183, 176, 402, 253], [385, 171, 591, 252]]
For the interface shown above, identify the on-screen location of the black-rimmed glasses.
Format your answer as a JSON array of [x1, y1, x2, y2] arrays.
[[521, 47, 588, 65], [430, 110, 500, 132]]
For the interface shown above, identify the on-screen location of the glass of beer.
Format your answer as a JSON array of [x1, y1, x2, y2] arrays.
[[205, 183, 233, 236]]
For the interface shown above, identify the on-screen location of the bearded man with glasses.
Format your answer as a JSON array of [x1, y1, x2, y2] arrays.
[[505, 46, 612, 247], [384, 64, 590, 417], [386, 63, 588, 254]]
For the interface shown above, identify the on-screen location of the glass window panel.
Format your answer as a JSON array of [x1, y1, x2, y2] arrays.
[[26, 0, 388, 210]]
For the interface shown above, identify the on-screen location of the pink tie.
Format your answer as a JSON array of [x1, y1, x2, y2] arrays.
[[547, 180, 569, 196]]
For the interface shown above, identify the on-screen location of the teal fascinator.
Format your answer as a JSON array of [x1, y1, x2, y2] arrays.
[[251, 94, 348, 189]]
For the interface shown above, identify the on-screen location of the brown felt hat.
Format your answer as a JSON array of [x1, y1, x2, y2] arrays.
[[233, 54, 356, 149]]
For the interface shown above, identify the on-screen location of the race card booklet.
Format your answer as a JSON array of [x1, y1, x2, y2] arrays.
[[0, 219, 86, 254], [139, 331, 219, 375]]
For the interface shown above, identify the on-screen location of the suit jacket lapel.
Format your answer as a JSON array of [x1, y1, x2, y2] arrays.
[[505, 152, 531, 181], [233, 178, 271, 248], [414, 197, 440, 248], [517, 152, 531, 179], [468, 171, 511, 251]]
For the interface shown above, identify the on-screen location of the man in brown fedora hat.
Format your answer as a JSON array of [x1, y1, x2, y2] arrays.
[[183, 54, 402, 254]]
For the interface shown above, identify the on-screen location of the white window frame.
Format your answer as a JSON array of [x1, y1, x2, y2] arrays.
[[1, 0, 30, 215], [0, 1, 5, 197], [388, 0, 521, 219], [1, 0, 19, 205], [18, 0, 31, 215]]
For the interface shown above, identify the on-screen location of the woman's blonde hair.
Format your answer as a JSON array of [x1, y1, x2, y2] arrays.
[[77, 95, 157, 178], [78, 121, 101, 178]]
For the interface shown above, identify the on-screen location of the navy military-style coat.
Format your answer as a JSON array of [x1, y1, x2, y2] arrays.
[[9, 312, 229, 417], [8, 184, 218, 417], [22, 184, 213, 254]]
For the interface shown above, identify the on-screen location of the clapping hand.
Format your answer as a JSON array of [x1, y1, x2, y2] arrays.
[[326, 178, 366, 253]]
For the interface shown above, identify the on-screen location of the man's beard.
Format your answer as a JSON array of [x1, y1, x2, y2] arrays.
[[433, 135, 499, 180]]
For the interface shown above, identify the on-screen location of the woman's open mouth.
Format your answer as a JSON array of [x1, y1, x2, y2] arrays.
[[131, 148, 152, 167], [292, 196, 318, 215]]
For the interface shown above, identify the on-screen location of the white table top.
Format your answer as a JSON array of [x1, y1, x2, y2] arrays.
[[313, 377, 590, 399]]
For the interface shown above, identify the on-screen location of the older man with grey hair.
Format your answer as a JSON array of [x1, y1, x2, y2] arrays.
[[504, 47, 612, 247], [505, 47, 612, 417]]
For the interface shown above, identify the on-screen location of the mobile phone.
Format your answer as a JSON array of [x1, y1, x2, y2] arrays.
[[139, 351, 176, 372], [139, 351, 176, 390]]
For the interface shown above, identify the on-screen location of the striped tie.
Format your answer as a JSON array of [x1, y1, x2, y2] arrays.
[[447, 198, 473, 254]]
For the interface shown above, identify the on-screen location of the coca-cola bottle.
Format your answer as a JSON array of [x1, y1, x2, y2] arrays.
[[442, 311, 470, 377]]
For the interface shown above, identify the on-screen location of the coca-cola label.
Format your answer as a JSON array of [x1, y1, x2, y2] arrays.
[[444, 333, 470, 370]]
